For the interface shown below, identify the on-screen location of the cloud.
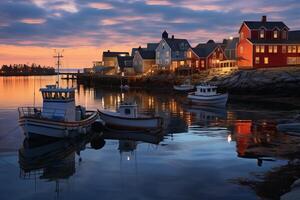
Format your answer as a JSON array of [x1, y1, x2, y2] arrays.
[[1, 0, 300, 67]]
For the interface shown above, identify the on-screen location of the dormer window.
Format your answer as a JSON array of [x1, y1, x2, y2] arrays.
[[260, 29, 265, 38], [282, 30, 287, 39], [274, 30, 278, 38], [240, 32, 244, 40]]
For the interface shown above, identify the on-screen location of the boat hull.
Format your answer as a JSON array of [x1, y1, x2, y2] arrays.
[[187, 93, 228, 107], [173, 85, 195, 92], [99, 111, 163, 130], [277, 123, 300, 134], [19, 111, 99, 139]]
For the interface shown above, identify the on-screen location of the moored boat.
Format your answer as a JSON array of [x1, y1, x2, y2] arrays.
[[98, 102, 163, 130], [187, 83, 228, 107], [18, 85, 99, 139], [173, 79, 195, 91]]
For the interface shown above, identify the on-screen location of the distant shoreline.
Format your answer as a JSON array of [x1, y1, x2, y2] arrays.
[[0, 73, 56, 77]]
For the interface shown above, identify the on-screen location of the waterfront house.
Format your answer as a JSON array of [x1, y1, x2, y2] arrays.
[[237, 16, 300, 68], [186, 40, 227, 71], [155, 31, 191, 71], [102, 50, 130, 73], [116, 56, 134, 75], [224, 37, 239, 60], [131, 43, 159, 57], [133, 48, 156, 74]]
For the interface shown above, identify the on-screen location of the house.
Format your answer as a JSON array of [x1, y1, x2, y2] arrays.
[[133, 48, 156, 74], [155, 31, 191, 71], [102, 50, 129, 73], [237, 15, 300, 68], [186, 40, 227, 71], [116, 56, 134, 75]]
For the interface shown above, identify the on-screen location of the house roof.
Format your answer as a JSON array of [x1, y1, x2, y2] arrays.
[[138, 50, 155, 59], [147, 43, 159, 51], [289, 30, 300, 42], [225, 37, 239, 50], [103, 51, 129, 57], [192, 42, 219, 58], [243, 21, 289, 30], [117, 56, 133, 69], [164, 38, 191, 51]]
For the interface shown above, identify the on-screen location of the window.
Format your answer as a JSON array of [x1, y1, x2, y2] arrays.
[[261, 45, 265, 53], [292, 46, 297, 53], [255, 57, 260, 64], [274, 30, 278, 38], [176, 51, 179, 57], [256, 46, 260, 53], [298, 46, 300, 53], [240, 46, 244, 54], [201, 60, 205, 67], [264, 57, 269, 64], [180, 61, 184, 66], [268, 46, 273, 53], [166, 51, 170, 57], [213, 52, 216, 59], [125, 109, 131, 115], [260, 29, 265, 38], [282, 30, 287, 39], [156, 52, 160, 59], [274, 46, 277, 53], [240, 32, 244, 40], [282, 46, 286, 53], [219, 53, 223, 60], [187, 51, 192, 58], [288, 46, 292, 53]]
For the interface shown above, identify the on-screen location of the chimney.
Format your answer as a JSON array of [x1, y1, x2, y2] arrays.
[[261, 15, 267, 22], [108, 50, 110, 52], [172, 35, 174, 39]]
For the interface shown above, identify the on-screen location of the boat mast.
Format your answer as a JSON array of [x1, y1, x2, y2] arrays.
[[54, 50, 64, 87]]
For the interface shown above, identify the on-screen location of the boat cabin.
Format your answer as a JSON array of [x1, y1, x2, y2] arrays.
[[40, 85, 76, 121], [117, 102, 138, 118], [195, 84, 217, 96]]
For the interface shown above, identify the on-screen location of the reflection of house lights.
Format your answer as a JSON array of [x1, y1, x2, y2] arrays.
[[227, 134, 232, 143], [127, 156, 131, 161]]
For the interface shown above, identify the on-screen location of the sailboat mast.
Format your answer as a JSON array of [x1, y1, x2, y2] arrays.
[[54, 50, 63, 87]]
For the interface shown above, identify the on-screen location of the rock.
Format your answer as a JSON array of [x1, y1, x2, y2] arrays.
[[281, 179, 300, 200]]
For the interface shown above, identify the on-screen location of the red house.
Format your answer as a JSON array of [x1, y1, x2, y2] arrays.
[[186, 40, 227, 71], [237, 16, 300, 68]]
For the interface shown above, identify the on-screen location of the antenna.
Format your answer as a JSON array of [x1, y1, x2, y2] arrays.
[[54, 49, 64, 87]]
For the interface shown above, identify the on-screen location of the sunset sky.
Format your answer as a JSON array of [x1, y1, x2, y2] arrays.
[[0, 0, 300, 68]]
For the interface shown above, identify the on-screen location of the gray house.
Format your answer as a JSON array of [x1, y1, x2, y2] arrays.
[[133, 49, 156, 74], [155, 31, 191, 71], [224, 37, 239, 60]]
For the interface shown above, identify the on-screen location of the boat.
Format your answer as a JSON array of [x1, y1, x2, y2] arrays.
[[98, 102, 163, 130], [277, 123, 300, 135], [187, 83, 228, 106], [18, 52, 98, 139], [173, 79, 194, 91]]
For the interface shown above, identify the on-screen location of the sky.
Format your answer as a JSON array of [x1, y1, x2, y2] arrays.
[[0, 0, 300, 68]]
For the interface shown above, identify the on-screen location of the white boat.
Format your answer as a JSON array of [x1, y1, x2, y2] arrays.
[[173, 79, 194, 91], [187, 84, 228, 107], [18, 52, 98, 139], [18, 85, 99, 139], [98, 102, 163, 130]]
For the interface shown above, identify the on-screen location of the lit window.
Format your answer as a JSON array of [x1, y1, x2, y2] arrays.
[[201, 60, 205, 67], [282, 46, 286, 53], [180, 61, 185, 66], [255, 57, 260, 64], [187, 51, 192, 58], [240, 46, 243, 54], [264, 57, 269, 64], [292, 46, 297, 53], [219, 53, 223, 60], [240, 32, 244, 40], [260, 29, 265, 38], [261, 45, 265, 53], [288, 46, 292, 53], [166, 51, 170, 57], [196, 60, 199, 67], [274, 46, 277, 53], [268, 46, 273, 53], [298, 46, 300, 53], [256, 46, 260, 53], [274, 30, 278, 38]]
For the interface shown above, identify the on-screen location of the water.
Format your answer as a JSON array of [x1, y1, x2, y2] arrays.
[[0, 76, 299, 200]]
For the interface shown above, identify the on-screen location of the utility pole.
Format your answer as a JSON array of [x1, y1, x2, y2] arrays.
[[54, 49, 64, 87]]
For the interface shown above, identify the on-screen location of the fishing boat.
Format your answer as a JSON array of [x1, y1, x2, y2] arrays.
[[187, 83, 228, 107], [98, 102, 163, 131], [18, 52, 98, 139], [173, 79, 194, 91]]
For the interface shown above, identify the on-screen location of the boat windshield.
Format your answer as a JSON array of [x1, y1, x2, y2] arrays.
[[42, 91, 75, 100]]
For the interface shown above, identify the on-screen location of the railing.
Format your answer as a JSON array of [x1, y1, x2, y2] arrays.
[[18, 107, 66, 121]]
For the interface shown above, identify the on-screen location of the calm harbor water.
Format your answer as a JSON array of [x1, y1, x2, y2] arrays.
[[0, 76, 299, 200]]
